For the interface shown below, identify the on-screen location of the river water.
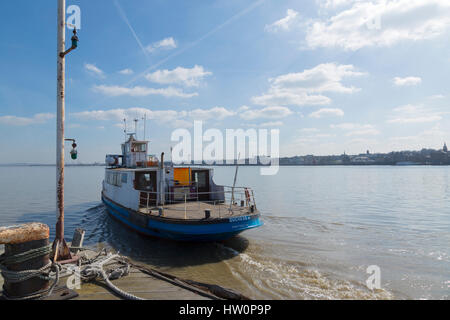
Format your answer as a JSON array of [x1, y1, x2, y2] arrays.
[[0, 165, 448, 299]]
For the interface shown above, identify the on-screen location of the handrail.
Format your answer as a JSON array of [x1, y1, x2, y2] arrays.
[[138, 190, 251, 196], [138, 187, 257, 219]]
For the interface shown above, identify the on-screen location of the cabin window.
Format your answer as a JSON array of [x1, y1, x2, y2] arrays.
[[115, 173, 121, 187], [106, 171, 122, 187], [121, 173, 128, 184]]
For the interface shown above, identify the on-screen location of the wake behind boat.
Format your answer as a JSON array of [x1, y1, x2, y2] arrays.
[[102, 134, 263, 241]]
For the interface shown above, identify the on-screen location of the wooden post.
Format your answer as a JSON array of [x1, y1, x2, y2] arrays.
[[71, 228, 85, 255]]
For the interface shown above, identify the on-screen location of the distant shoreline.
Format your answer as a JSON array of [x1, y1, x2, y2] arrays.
[[1, 163, 450, 167]]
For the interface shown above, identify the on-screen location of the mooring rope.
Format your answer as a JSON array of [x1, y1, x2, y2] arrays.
[[0, 262, 61, 301], [0, 244, 54, 287], [0, 261, 52, 283], [0, 244, 61, 300], [0, 244, 52, 266], [75, 253, 144, 300]]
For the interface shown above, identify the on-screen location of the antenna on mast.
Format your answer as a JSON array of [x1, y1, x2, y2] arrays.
[[123, 118, 127, 141], [133, 118, 139, 140], [142, 114, 147, 141]]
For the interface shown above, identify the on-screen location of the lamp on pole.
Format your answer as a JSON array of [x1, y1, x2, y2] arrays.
[[54, 0, 79, 262]]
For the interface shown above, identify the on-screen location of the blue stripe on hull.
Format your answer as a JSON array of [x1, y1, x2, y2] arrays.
[[102, 195, 263, 242]]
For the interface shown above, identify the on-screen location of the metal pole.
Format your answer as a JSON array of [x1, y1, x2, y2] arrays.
[[184, 194, 187, 220], [143, 114, 147, 141], [229, 153, 241, 212], [53, 0, 72, 261], [230, 163, 239, 212]]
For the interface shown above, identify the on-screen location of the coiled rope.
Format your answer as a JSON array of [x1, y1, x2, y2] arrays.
[[76, 252, 144, 301]]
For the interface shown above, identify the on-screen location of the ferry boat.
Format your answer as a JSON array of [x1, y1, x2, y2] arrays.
[[101, 134, 263, 241]]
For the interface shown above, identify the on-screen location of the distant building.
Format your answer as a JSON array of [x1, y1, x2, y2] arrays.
[[351, 156, 375, 164], [443, 143, 448, 153]]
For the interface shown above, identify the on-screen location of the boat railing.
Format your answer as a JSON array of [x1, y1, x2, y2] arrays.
[[138, 186, 257, 219]]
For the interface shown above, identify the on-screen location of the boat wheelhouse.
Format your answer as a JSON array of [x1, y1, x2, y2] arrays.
[[101, 134, 263, 241]]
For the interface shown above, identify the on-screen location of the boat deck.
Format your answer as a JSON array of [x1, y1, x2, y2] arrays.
[[139, 202, 256, 220]]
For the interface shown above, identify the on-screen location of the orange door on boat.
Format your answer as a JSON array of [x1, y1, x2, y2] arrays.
[[174, 168, 191, 186]]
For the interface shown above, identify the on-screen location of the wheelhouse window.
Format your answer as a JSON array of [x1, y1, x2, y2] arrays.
[[132, 143, 147, 152]]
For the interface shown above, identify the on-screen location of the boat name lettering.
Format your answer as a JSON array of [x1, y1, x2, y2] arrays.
[[229, 216, 251, 223]]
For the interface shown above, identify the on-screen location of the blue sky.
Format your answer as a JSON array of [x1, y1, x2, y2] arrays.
[[1, 0, 450, 163]]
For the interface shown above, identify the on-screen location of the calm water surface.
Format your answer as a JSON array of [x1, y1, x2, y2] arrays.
[[0, 166, 449, 299]]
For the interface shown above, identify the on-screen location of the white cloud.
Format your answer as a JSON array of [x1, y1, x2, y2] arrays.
[[84, 63, 105, 78], [388, 115, 442, 124], [300, 128, 320, 133], [318, 0, 361, 9], [387, 104, 444, 124], [265, 9, 299, 32], [238, 105, 251, 112], [345, 128, 380, 136], [259, 121, 284, 127], [146, 66, 212, 87], [330, 123, 374, 130], [72, 107, 181, 125], [388, 124, 449, 150], [93, 85, 198, 98], [309, 108, 344, 118], [146, 37, 177, 53], [118, 69, 134, 75], [189, 107, 235, 121], [252, 91, 331, 107], [252, 63, 366, 107], [393, 76, 422, 87], [71, 106, 237, 128], [172, 119, 194, 129], [306, 0, 450, 51], [245, 121, 285, 128], [270, 63, 366, 93], [0, 113, 54, 126], [330, 122, 381, 136], [240, 106, 293, 120]]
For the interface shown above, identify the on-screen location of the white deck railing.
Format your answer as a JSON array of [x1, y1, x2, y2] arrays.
[[138, 186, 257, 220]]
